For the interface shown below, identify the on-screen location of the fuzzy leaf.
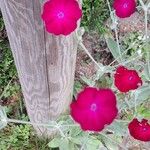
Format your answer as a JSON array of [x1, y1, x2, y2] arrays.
[[80, 76, 95, 86], [85, 137, 102, 150], [143, 63, 150, 81], [107, 121, 127, 136], [134, 85, 150, 101], [119, 85, 150, 111], [59, 138, 70, 150], [70, 126, 82, 136], [106, 37, 122, 62], [138, 106, 150, 118], [100, 134, 122, 150], [70, 136, 83, 145], [0, 106, 7, 130], [48, 137, 60, 148]]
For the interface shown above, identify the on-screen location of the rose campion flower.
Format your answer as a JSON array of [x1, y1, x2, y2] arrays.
[[114, 66, 142, 92], [70, 87, 118, 132], [128, 118, 150, 141], [41, 0, 82, 35], [113, 0, 136, 18]]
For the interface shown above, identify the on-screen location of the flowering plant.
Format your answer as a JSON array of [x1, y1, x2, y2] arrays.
[[41, 0, 82, 35], [0, 0, 150, 149]]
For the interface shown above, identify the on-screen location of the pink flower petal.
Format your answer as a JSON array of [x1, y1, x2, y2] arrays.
[[80, 112, 105, 131], [41, 0, 82, 35], [128, 118, 150, 141], [61, 19, 77, 35], [113, 0, 136, 18], [45, 20, 63, 35], [114, 66, 142, 92], [70, 87, 118, 132], [76, 87, 98, 108]]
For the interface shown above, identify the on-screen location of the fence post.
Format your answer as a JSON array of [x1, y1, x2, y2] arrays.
[[0, 0, 82, 137]]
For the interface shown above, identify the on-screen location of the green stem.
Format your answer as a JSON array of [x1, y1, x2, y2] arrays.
[[138, 0, 148, 41], [138, 0, 145, 8], [55, 125, 66, 138], [144, 9, 148, 41], [79, 42, 103, 70], [76, 31, 103, 71], [114, 26, 122, 60], [115, 119, 130, 123], [148, 3, 150, 8], [113, 52, 142, 68], [125, 98, 131, 108], [6, 118, 78, 127], [106, 0, 112, 13], [7, 118, 56, 128], [7, 118, 78, 137], [147, 49, 150, 80], [106, 0, 122, 60], [134, 98, 137, 116]]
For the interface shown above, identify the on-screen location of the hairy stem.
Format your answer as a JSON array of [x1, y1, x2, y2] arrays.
[[7, 118, 56, 127], [76, 31, 103, 70], [79, 42, 103, 70], [106, 0, 122, 60], [6, 117, 79, 128], [144, 9, 148, 41], [114, 26, 122, 60]]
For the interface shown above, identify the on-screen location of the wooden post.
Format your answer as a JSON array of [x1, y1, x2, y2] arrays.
[[0, 0, 81, 137]]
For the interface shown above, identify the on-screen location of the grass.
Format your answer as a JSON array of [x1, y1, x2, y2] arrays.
[[0, 124, 51, 150]]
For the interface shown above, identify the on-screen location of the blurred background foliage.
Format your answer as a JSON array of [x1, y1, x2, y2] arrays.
[[81, 0, 113, 33]]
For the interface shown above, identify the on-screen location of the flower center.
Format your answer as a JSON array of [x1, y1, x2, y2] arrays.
[[90, 103, 97, 112], [57, 11, 65, 19], [123, 3, 128, 8], [129, 76, 133, 80], [143, 127, 147, 131], [139, 123, 148, 131]]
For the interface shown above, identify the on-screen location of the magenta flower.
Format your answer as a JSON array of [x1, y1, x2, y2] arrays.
[[41, 0, 82, 35], [113, 0, 136, 18], [70, 87, 118, 132], [128, 118, 150, 141], [114, 66, 142, 92]]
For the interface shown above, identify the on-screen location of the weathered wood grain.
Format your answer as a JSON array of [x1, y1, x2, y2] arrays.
[[0, 0, 81, 137]]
